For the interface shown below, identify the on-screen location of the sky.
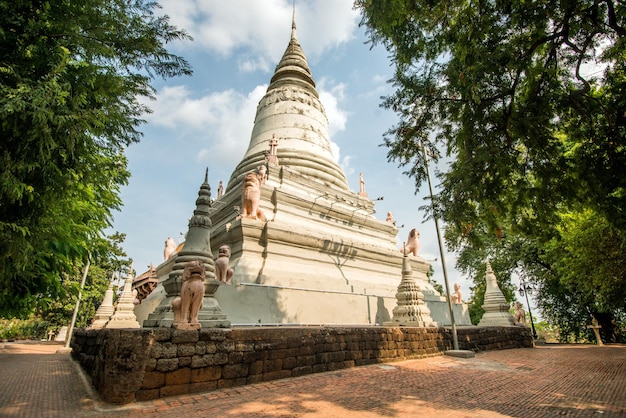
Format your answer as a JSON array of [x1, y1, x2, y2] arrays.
[[111, 0, 522, 306]]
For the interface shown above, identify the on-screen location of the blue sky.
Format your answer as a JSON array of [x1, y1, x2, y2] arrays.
[[113, 0, 475, 301]]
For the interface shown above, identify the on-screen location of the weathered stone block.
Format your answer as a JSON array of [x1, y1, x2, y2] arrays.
[[217, 340, 235, 352], [161, 342, 178, 359], [191, 354, 208, 368], [156, 358, 179, 372], [151, 328, 172, 342], [330, 351, 345, 362], [159, 383, 189, 398], [292, 365, 312, 377], [195, 341, 206, 355], [222, 363, 249, 379], [178, 357, 192, 367], [301, 336, 315, 346], [191, 366, 221, 382], [145, 358, 157, 372], [316, 352, 331, 363], [136, 389, 160, 402], [228, 351, 244, 363], [218, 377, 247, 389], [312, 364, 327, 373], [189, 381, 217, 393], [141, 371, 165, 390], [282, 356, 297, 370], [172, 329, 199, 344], [263, 359, 282, 373], [165, 367, 191, 385], [269, 347, 300, 359], [296, 355, 315, 367], [298, 345, 314, 355], [247, 374, 264, 384], [249, 360, 263, 375], [235, 342, 255, 352], [177, 343, 196, 357], [207, 332, 227, 342], [243, 350, 268, 363], [287, 339, 302, 349], [342, 360, 355, 369], [262, 370, 291, 381], [205, 352, 229, 365], [254, 341, 273, 350], [150, 342, 164, 359]]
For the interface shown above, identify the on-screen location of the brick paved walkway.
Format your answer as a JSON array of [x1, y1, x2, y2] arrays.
[[1, 342, 625, 417]]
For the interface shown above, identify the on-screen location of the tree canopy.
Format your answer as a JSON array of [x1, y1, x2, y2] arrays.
[[0, 0, 192, 316], [355, 0, 626, 337]]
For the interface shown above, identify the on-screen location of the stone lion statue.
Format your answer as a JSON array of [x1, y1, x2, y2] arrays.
[[239, 165, 267, 221], [514, 302, 526, 326], [172, 260, 206, 330], [164, 236, 177, 260], [450, 283, 462, 304], [215, 245, 234, 284], [403, 228, 421, 256]]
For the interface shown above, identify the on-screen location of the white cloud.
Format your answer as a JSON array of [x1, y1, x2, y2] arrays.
[[238, 56, 271, 73], [372, 74, 387, 84], [317, 78, 350, 167], [318, 78, 348, 137], [140, 76, 353, 172], [340, 155, 354, 176], [196, 85, 267, 166], [159, 0, 358, 65], [140, 84, 267, 168]]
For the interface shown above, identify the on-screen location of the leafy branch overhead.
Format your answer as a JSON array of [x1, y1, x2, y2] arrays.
[[0, 0, 193, 317], [356, 0, 625, 232]]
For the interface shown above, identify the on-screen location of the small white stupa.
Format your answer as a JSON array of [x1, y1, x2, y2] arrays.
[[106, 265, 140, 329], [478, 261, 515, 327], [89, 281, 115, 329], [384, 252, 436, 327]]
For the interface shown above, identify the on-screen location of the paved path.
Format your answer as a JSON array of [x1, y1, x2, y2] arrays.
[[0, 342, 625, 417]]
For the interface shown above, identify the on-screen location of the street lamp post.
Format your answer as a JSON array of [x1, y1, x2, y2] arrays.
[[423, 149, 459, 351], [518, 279, 538, 339]]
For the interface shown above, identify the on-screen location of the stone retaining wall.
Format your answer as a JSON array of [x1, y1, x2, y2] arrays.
[[71, 326, 533, 404]]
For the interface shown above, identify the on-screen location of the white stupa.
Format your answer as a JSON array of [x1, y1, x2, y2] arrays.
[[136, 15, 471, 327]]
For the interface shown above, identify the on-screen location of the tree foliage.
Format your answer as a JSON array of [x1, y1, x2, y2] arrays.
[[0, 0, 192, 316], [533, 209, 626, 341], [39, 232, 130, 329], [356, 0, 624, 231], [355, 0, 626, 334]]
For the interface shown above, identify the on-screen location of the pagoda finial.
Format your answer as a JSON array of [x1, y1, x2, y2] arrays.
[[291, 2, 297, 38], [204, 167, 208, 183]]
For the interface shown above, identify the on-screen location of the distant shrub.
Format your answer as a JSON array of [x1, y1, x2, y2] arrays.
[[0, 317, 54, 341]]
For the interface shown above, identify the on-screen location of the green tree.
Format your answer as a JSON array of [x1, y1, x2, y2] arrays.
[[535, 209, 626, 342], [355, 0, 626, 333], [0, 0, 192, 316], [39, 232, 130, 330], [355, 0, 625, 232]]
